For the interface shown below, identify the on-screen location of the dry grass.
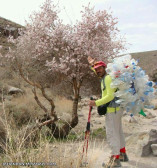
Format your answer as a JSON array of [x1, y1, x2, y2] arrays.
[[1, 138, 100, 168], [54, 96, 73, 114], [2, 88, 43, 127], [0, 97, 100, 168], [0, 128, 100, 168], [0, 88, 102, 168]]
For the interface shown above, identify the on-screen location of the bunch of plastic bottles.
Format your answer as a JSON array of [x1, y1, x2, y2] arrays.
[[106, 54, 156, 115]]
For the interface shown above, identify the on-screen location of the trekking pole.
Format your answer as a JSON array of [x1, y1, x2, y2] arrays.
[[80, 97, 93, 167]]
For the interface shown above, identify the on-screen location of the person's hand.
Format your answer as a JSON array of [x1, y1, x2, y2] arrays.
[[87, 56, 96, 66], [88, 100, 96, 106]]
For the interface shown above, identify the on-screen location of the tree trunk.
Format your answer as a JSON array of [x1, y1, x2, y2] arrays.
[[46, 78, 80, 138]]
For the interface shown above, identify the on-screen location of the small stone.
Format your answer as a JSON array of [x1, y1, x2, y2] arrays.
[[8, 86, 23, 95], [151, 144, 157, 156], [124, 115, 138, 123], [129, 116, 138, 123], [154, 105, 157, 110], [78, 114, 84, 117], [146, 111, 156, 119]]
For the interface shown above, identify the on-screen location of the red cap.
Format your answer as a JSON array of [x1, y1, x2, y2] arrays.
[[93, 61, 106, 69]]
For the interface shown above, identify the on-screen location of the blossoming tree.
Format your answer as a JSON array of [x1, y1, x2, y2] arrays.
[[7, 0, 125, 138]]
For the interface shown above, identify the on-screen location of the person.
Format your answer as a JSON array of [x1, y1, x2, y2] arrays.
[[88, 56, 129, 168]]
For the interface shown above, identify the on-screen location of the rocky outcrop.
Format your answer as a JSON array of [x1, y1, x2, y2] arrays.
[[0, 16, 22, 38], [8, 86, 23, 95], [138, 129, 157, 157], [145, 111, 156, 119], [0, 26, 19, 38], [0, 17, 23, 57], [151, 144, 157, 156]]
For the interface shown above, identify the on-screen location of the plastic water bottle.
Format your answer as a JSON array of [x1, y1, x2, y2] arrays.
[[106, 54, 156, 115], [126, 106, 131, 112], [144, 105, 155, 109], [146, 81, 154, 87]]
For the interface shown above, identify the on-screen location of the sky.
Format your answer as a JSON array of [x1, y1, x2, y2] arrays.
[[0, 0, 157, 54]]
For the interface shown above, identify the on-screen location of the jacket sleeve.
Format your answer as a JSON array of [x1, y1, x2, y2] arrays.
[[95, 75, 115, 106]]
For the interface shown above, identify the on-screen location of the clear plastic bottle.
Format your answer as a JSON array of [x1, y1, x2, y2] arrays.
[[144, 105, 155, 109], [107, 54, 156, 115]]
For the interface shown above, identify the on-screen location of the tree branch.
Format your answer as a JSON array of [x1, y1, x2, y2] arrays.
[[40, 86, 58, 121], [38, 119, 56, 128], [16, 59, 42, 89], [32, 87, 48, 114]]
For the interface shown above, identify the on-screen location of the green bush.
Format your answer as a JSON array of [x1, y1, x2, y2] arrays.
[[90, 128, 106, 139]]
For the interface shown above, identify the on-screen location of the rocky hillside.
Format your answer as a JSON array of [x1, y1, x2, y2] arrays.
[[131, 50, 157, 76], [0, 16, 23, 55]]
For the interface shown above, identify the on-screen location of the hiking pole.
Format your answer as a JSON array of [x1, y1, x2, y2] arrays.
[[80, 97, 93, 167]]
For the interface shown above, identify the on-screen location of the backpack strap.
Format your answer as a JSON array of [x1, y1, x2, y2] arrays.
[[101, 76, 106, 91], [101, 76, 119, 113], [102, 75, 118, 92]]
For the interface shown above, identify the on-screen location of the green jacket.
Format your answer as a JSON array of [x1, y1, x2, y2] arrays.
[[95, 75, 120, 113]]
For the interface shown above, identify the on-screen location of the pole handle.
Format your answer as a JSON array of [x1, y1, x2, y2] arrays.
[[86, 122, 90, 131], [90, 97, 94, 110], [90, 97, 94, 100]]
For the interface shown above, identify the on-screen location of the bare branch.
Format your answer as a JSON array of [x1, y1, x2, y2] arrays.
[[38, 119, 55, 127], [32, 87, 48, 114], [16, 59, 42, 89], [40, 87, 58, 120]]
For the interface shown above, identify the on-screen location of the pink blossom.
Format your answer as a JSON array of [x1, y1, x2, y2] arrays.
[[6, 0, 125, 84]]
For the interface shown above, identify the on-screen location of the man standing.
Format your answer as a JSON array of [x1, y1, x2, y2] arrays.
[[88, 58, 129, 168]]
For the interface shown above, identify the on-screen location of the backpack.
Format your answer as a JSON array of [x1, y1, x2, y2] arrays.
[[97, 102, 110, 115]]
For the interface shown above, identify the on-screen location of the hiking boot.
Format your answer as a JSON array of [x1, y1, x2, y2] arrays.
[[102, 156, 121, 168], [119, 152, 129, 162]]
